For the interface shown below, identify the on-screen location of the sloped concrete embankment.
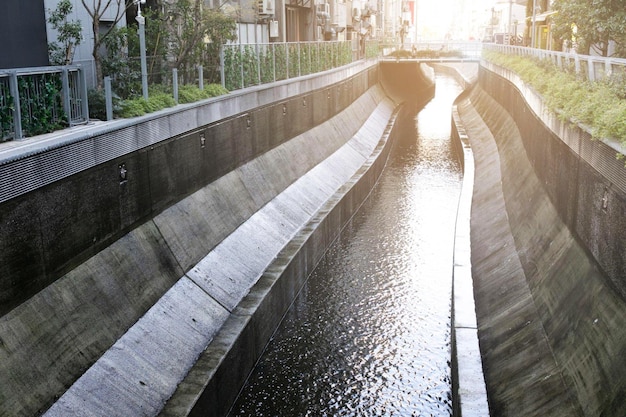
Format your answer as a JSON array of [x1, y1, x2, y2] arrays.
[[457, 80, 626, 416], [0, 63, 434, 416], [41, 87, 402, 417], [0, 88, 391, 416], [0, 62, 378, 417]]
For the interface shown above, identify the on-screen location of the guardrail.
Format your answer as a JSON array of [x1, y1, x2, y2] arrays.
[[2, 39, 484, 142], [485, 43, 626, 82], [0, 65, 89, 141], [378, 41, 483, 61]]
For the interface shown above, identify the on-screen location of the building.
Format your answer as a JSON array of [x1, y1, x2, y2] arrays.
[[43, 0, 129, 84], [488, 0, 527, 44], [4, 0, 387, 89], [0, 1, 50, 69]]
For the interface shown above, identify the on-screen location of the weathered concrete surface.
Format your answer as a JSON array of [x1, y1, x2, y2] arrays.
[[155, 64, 434, 417], [433, 62, 478, 89], [459, 81, 626, 416], [0, 61, 379, 318], [41, 94, 406, 416], [480, 61, 626, 298], [449, 64, 490, 417], [0, 60, 435, 417], [379, 61, 435, 106], [0, 61, 381, 417]]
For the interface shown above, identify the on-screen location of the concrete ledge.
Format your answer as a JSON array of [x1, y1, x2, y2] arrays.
[[450, 90, 489, 417]]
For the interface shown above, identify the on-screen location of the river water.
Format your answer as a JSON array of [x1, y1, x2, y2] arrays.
[[228, 73, 463, 417]]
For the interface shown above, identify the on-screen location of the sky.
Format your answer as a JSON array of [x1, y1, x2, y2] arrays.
[[413, 0, 495, 40], [415, 0, 455, 39]]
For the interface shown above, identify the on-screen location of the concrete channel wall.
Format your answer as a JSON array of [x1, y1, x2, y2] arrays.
[[479, 61, 626, 295], [0, 61, 436, 416], [444, 63, 490, 417], [457, 63, 626, 416]]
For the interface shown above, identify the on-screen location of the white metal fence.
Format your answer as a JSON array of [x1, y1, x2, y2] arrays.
[[9, 40, 624, 143], [219, 40, 366, 91], [485, 43, 626, 82]]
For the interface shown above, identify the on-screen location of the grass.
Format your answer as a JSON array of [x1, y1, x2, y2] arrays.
[[117, 83, 228, 118]]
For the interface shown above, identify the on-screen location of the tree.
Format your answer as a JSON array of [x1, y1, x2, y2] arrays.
[[203, 8, 238, 83], [48, 0, 83, 65], [166, 0, 237, 84], [551, 0, 626, 57], [81, 0, 131, 88], [102, 7, 169, 98], [166, 0, 205, 83]]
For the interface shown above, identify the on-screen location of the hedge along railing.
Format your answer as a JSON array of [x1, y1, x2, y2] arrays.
[[485, 43, 626, 83], [220, 40, 363, 91], [0, 65, 89, 141], [1, 40, 377, 140]]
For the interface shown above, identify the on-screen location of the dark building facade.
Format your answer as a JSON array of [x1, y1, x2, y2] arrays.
[[0, 0, 49, 69]]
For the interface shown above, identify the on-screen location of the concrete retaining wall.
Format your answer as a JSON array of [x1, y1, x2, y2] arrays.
[[0, 61, 378, 317], [460, 65, 626, 416], [479, 61, 626, 298], [0, 61, 435, 416]]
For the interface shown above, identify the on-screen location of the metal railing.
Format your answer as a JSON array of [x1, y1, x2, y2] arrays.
[[0, 65, 89, 141], [485, 43, 626, 82], [220, 40, 374, 91], [0, 39, 382, 141], [378, 41, 483, 61]]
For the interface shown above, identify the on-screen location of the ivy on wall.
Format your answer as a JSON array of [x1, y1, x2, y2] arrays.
[[0, 74, 68, 141]]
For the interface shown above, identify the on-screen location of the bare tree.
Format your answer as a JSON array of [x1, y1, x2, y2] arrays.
[[81, 0, 132, 89], [166, 0, 206, 82]]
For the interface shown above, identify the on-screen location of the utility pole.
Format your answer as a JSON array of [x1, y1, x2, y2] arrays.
[[135, 0, 148, 100], [530, 0, 537, 48], [508, 0, 512, 44]]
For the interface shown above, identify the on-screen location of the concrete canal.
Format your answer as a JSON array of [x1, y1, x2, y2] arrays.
[[228, 74, 463, 416]]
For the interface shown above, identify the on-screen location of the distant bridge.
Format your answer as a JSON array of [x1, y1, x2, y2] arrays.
[[379, 41, 483, 62]]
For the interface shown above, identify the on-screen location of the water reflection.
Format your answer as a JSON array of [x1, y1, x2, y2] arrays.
[[228, 74, 463, 417]]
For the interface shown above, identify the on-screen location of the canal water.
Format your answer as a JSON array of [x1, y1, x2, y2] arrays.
[[228, 73, 463, 417]]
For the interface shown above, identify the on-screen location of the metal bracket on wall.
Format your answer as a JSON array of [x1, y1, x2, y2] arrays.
[[602, 187, 609, 211], [119, 163, 128, 184]]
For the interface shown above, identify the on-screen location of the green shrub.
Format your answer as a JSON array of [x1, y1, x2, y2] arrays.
[[387, 49, 412, 58], [204, 83, 228, 97], [178, 85, 205, 103], [597, 101, 626, 141], [150, 92, 177, 109], [87, 88, 123, 121], [483, 50, 626, 150], [118, 99, 148, 118], [178, 83, 228, 103], [116, 83, 227, 118]]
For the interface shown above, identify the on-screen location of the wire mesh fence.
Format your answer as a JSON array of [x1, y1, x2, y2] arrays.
[[0, 66, 88, 141], [486, 43, 626, 83], [221, 40, 357, 91], [1, 39, 378, 141]]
